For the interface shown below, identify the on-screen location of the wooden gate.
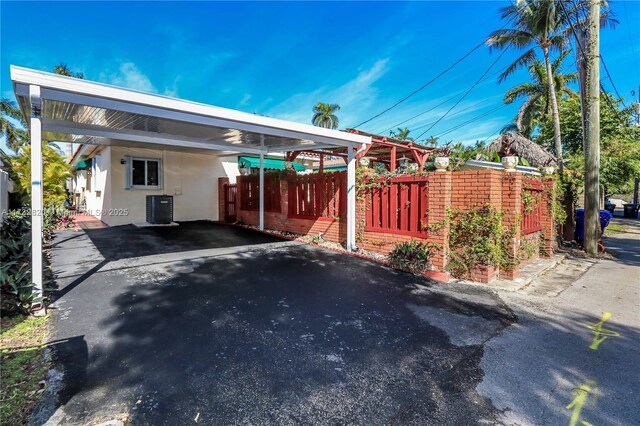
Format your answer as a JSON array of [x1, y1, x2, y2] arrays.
[[224, 183, 237, 222]]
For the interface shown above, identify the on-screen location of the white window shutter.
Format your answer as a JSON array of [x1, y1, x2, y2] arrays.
[[125, 155, 132, 189]]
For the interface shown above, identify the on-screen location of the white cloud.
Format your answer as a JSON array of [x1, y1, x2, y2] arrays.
[[238, 93, 252, 107], [104, 63, 157, 93], [265, 58, 391, 126]]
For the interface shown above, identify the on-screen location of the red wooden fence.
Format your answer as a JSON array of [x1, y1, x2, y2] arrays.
[[288, 172, 346, 219], [521, 179, 543, 234], [364, 176, 429, 237], [238, 174, 281, 212]]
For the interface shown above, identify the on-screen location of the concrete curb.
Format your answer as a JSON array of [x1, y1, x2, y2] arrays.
[[452, 254, 567, 292]]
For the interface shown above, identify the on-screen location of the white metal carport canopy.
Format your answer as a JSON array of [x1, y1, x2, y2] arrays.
[[10, 65, 370, 314]]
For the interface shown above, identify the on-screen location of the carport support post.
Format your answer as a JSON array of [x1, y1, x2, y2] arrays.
[[259, 152, 264, 231], [346, 147, 356, 251], [30, 84, 45, 315]]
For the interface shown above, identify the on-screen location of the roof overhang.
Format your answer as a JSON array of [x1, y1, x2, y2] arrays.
[[11, 66, 371, 155]]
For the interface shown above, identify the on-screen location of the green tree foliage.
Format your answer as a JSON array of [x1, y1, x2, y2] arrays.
[[487, 0, 568, 164], [1, 99, 27, 151], [10, 144, 72, 205], [502, 51, 577, 138], [538, 93, 640, 195], [312, 102, 340, 129], [389, 127, 414, 141], [53, 63, 84, 79]]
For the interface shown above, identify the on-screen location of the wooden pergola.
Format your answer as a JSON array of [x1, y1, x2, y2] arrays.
[[285, 129, 436, 173]]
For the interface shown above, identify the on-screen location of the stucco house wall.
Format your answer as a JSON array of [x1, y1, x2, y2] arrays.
[[72, 146, 239, 227]]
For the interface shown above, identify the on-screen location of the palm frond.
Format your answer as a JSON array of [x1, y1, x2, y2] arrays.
[[499, 48, 537, 82]]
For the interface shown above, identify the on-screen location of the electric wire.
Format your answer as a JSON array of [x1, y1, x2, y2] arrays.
[[413, 49, 508, 141]]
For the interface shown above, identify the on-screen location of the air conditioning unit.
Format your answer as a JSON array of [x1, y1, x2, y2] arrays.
[[146, 195, 173, 224]]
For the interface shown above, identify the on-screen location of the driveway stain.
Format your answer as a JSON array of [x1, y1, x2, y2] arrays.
[[40, 222, 518, 425]]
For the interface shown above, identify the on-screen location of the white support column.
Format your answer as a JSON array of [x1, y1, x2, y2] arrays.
[[346, 146, 356, 251], [259, 152, 265, 231], [30, 85, 45, 315]]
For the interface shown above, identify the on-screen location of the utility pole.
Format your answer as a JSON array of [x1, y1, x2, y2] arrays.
[[583, 0, 601, 255], [634, 86, 640, 126]]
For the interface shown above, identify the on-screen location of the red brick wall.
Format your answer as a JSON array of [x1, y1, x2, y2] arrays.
[[231, 170, 556, 283]]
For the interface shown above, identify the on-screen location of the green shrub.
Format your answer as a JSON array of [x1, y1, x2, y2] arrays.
[[388, 240, 438, 276], [1, 205, 74, 315], [446, 206, 513, 279]]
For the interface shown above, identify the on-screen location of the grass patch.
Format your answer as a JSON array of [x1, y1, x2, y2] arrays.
[[605, 223, 629, 235], [1, 315, 50, 426]]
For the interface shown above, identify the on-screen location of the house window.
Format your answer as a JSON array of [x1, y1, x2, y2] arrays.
[[127, 157, 162, 189]]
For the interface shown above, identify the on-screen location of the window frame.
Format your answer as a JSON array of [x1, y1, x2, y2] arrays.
[[126, 156, 163, 190]]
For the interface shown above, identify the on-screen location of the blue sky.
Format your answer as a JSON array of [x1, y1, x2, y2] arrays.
[[2, 1, 639, 151]]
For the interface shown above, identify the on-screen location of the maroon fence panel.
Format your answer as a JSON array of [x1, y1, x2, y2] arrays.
[[288, 172, 346, 219], [238, 174, 281, 212], [364, 175, 429, 237], [522, 178, 543, 234], [224, 183, 237, 222]]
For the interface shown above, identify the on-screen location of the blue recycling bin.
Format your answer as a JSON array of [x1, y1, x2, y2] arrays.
[[575, 209, 614, 241]]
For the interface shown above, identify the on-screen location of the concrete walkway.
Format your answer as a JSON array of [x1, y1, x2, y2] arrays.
[[477, 217, 640, 425]]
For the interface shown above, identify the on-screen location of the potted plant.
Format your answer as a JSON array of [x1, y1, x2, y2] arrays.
[[359, 157, 371, 167], [501, 140, 518, 172], [434, 142, 452, 172], [540, 158, 555, 175], [238, 160, 250, 175]]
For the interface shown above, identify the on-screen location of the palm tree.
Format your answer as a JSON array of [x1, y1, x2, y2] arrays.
[[1, 64, 84, 152], [389, 127, 414, 141], [53, 63, 84, 79], [487, 0, 568, 170], [502, 50, 577, 137], [312, 103, 340, 129], [1, 99, 27, 151]]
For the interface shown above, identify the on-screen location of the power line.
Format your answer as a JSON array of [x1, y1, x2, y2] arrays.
[[378, 67, 505, 135], [413, 49, 508, 141], [433, 103, 509, 138], [573, 4, 629, 110], [408, 97, 506, 134], [378, 93, 460, 135], [352, 25, 508, 129], [600, 57, 628, 109], [480, 122, 510, 145], [558, 0, 628, 126], [622, 0, 640, 77]]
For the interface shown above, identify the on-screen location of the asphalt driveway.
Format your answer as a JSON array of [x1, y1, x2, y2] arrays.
[[36, 221, 516, 425]]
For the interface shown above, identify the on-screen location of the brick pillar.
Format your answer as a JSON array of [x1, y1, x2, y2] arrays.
[[500, 172, 522, 279], [540, 177, 555, 257], [218, 177, 229, 222], [426, 171, 452, 271]]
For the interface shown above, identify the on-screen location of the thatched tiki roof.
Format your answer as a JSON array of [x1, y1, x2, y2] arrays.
[[487, 133, 557, 167]]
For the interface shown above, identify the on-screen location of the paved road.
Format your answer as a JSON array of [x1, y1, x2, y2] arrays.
[[478, 217, 640, 426], [33, 220, 639, 425], [36, 222, 516, 425]]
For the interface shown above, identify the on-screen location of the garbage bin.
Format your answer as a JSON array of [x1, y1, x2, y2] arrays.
[[623, 203, 639, 219], [575, 209, 614, 241], [604, 200, 615, 214]]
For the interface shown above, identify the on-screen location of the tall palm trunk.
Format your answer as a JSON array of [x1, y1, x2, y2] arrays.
[[543, 46, 563, 172]]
